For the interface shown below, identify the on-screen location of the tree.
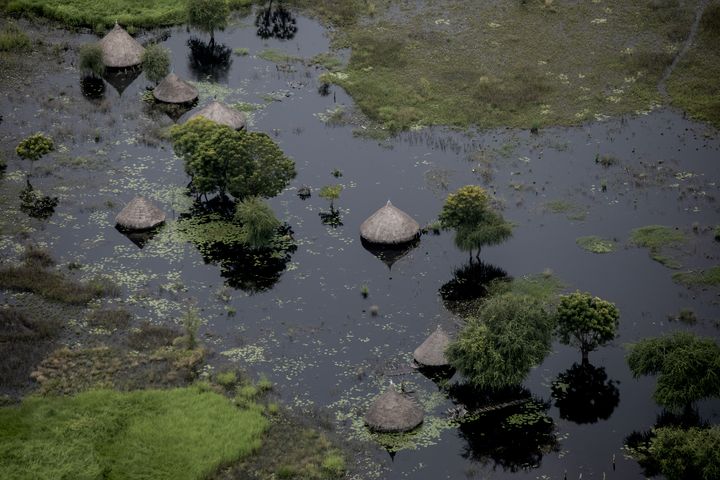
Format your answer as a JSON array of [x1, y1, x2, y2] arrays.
[[319, 184, 342, 211], [187, 0, 229, 44], [446, 293, 554, 389], [142, 43, 171, 84], [627, 332, 720, 411], [16, 133, 54, 161], [438, 185, 512, 261], [79, 43, 104, 78], [234, 196, 281, 248], [556, 291, 619, 364], [170, 118, 296, 200]]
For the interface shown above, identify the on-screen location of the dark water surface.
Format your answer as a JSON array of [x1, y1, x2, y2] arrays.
[[1, 10, 719, 480]]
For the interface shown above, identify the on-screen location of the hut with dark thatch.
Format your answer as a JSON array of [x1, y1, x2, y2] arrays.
[[188, 101, 247, 130], [115, 197, 165, 231], [99, 23, 145, 68], [153, 73, 199, 104], [364, 386, 424, 433], [413, 326, 451, 368], [360, 201, 420, 245]]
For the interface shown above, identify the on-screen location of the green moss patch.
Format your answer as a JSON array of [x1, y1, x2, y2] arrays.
[[672, 266, 720, 288], [0, 386, 267, 480], [4, 0, 187, 29], [630, 225, 686, 268], [576, 236, 616, 254]]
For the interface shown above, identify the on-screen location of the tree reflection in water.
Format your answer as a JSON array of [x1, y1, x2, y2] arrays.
[[551, 362, 620, 424], [255, 1, 297, 40], [187, 37, 232, 82], [439, 261, 508, 314]]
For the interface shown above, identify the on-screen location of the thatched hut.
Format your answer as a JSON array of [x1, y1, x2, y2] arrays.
[[99, 23, 145, 68], [153, 73, 199, 104], [364, 386, 424, 433], [360, 201, 420, 245], [188, 101, 247, 130], [115, 197, 165, 231], [413, 326, 451, 368]]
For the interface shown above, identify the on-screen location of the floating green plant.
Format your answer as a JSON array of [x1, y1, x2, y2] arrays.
[[576, 236, 616, 254]]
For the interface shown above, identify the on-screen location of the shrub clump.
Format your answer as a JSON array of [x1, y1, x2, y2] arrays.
[[0, 23, 30, 52], [16, 133, 54, 161], [79, 42, 104, 77], [142, 43, 171, 84]]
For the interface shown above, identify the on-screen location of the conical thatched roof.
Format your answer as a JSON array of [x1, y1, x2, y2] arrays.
[[115, 197, 165, 231], [188, 101, 247, 130], [364, 387, 424, 433], [360, 201, 420, 245], [153, 73, 199, 104], [413, 326, 451, 367], [99, 23, 145, 68]]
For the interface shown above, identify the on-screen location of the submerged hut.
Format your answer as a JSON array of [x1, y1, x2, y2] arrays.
[[153, 73, 199, 104], [413, 326, 451, 368], [115, 196, 165, 231], [360, 201, 420, 245], [188, 101, 247, 130], [364, 386, 424, 433], [99, 23, 145, 68]]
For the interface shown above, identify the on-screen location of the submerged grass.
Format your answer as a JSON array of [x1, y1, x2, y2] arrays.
[[672, 266, 720, 287], [0, 386, 267, 480], [576, 236, 616, 254], [630, 225, 686, 268], [668, 1, 720, 128], [309, 0, 697, 130]]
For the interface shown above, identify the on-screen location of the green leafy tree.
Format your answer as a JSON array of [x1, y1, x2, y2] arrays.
[[187, 0, 229, 44], [556, 291, 620, 364], [79, 43, 104, 78], [319, 184, 342, 211], [632, 426, 720, 480], [446, 293, 554, 389], [627, 332, 720, 411], [439, 185, 512, 261], [142, 43, 171, 84], [234, 196, 281, 248], [16, 133, 54, 161], [170, 118, 295, 200]]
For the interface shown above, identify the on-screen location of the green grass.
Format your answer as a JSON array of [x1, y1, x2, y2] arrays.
[[257, 49, 303, 64], [309, 0, 696, 130], [545, 200, 587, 221], [0, 386, 267, 480], [672, 266, 720, 287], [668, 1, 720, 128], [630, 225, 686, 268], [576, 236, 616, 254], [0, 24, 31, 52], [4, 0, 188, 29]]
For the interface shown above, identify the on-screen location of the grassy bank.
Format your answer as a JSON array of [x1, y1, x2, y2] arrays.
[[3, 0, 252, 29], [0, 386, 267, 480], [668, 0, 720, 128], [306, 0, 699, 130]]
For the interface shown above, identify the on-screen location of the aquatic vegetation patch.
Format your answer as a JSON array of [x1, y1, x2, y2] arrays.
[[668, 2, 720, 128], [672, 266, 720, 288], [0, 386, 267, 480], [544, 200, 587, 221], [312, 0, 695, 130], [630, 225, 686, 268], [3, 0, 188, 28], [576, 236, 616, 254], [257, 48, 303, 64]]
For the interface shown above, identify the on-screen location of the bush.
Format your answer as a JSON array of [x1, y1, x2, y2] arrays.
[[321, 453, 346, 477], [142, 43, 171, 84], [16, 133, 54, 161], [447, 293, 554, 389], [234, 196, 281, 249], [79, 42, 104, 77], [649, 426, 720, 480]]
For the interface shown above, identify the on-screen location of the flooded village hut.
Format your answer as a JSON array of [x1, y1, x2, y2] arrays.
[[364, 386, 424, 433], [153, 73, 199, 104], [188, 101, 247, 130], [413, 326, 451, 368], [360, 201, 420, 245], [99, 23, 145, 68], [115, 197, 166, 231]]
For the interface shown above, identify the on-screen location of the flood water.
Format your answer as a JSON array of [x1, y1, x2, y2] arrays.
[[1, 9, 719, 480]]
